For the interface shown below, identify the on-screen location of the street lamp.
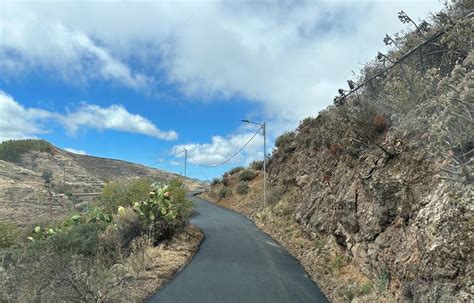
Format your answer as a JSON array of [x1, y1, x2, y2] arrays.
[[241, 119, 266, 210]]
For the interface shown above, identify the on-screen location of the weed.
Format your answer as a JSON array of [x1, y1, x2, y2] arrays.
[[376, 267, 391, 293], [0, 223, 20, 248], [331, 255, 345, 271], [313, 238, 326, 250], [359, 282, 373, 296]]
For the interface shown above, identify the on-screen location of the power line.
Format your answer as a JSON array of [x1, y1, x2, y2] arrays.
[[336, 12, 473, 104], [147, 154, 176, 167], [188, 126, 262, 168]]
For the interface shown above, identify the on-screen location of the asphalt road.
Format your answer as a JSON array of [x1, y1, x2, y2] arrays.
[[146, 193, 329, 303]]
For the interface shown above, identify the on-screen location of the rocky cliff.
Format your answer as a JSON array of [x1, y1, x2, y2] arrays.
[[206, 3, 473, 302]]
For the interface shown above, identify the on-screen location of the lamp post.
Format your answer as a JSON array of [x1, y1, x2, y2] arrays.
[[241, 119, 266, 210]]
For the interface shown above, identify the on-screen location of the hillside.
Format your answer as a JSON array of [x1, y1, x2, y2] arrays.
[[205, 3, 473, 303], [0, 139, 205, 226]]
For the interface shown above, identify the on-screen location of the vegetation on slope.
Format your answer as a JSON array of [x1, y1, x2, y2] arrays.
[[0, 178, 200, 302], [206, 2, 473, 302], [0, 139, 52, 163]]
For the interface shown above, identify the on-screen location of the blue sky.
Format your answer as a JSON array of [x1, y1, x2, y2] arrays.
[[0, 0, 442, 180]]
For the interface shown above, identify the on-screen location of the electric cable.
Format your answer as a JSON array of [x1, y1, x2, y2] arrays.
[[188, 126, 262, 168]]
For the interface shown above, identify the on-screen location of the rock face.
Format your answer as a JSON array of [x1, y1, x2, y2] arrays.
[[267, 115, 473, 302]]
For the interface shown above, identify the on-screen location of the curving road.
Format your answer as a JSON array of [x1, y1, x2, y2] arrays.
[[146, 193, 329, 303]]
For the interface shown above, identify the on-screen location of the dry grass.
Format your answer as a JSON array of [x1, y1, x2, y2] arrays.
[[106, 224, 204, 302]]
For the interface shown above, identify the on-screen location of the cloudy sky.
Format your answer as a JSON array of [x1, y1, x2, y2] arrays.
[[0, 0, 443, 179]]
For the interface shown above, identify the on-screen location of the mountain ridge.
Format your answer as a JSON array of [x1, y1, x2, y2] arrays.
[[0, 139, 206, 226]]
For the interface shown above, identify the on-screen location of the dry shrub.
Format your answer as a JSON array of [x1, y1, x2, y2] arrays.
[[250, 160, 264, 170], [222, 176, 230, 186], [236, 182, 250, 195], [373, 114, 386, 129], [99, 209, 144, 265], [267, 185, 285, 206], [218, 187, 232, 200], [329, 144, 342, 156], [127, 235, 154, 275], [239, 170, 257, 181], [13, 251, 104, 302], [228, 166, 244, 175], [211, 178, 221, 186], [323, 174, 332, 184]]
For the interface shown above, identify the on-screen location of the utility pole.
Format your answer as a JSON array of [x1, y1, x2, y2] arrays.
[[63, 161, 66, 193], [241, 119, 267, 210], [183, 148, 187, 177], [263, 122, 266, 210]]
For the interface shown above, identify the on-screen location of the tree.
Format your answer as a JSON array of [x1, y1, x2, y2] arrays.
[[41, 171, 53, 185]]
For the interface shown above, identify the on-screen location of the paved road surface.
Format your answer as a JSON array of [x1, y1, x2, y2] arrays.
[[147, 193, 329, 303]]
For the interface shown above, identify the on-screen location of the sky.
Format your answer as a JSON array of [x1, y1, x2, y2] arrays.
[[0, 0, 444, 180]]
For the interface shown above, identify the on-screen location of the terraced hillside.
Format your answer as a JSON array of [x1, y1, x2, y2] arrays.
[[0, 140, 205, 226]]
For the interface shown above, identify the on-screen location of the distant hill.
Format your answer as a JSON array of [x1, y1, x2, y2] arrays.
[[0, 139, 206, 226]]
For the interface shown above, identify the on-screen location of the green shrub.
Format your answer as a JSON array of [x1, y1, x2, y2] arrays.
[[236, 182, 250, 195], [275, 132, 295, 149], [228, 166, 244, 175], [313, 238, 326, 250], [218, 187, 232, 200], [376, 267, 391, 293], [95, 179, 152, 214], [250, 160, 264, 170], [131, 179, 192, 241], [0, 139, 52, 162], [239, 169, 256, 181], [168, 178, 192, 216], [359, 282, 373, 296], [0, 223, 20, 248], [41, 171, 53, 185], [331, 255, 345, 271], [47, 223, 104, 257]]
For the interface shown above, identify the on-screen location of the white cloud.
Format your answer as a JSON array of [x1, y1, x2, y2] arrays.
[[0, 91, 53, 141], [59, 104, 178, 140], [0, 8, 149, 89], [172, 129, 264, 167], [0, 90, 177, 141], [0, 1, 443, 133], [64, 148, 87, 155]]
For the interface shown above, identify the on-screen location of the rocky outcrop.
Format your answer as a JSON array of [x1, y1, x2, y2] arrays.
[[267, 117, 473, 302]]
